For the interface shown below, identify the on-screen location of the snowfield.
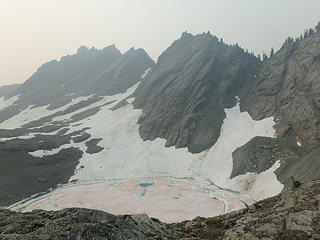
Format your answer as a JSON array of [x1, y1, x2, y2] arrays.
[[5, 71, 283, 222]]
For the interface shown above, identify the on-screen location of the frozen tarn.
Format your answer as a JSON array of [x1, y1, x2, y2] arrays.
[[9, 178, 229, 223], [141, 68, 152, 79]]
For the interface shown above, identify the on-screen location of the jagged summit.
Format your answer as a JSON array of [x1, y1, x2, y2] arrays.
[[1, 44, 154, 111], [76, 45, 89, 54], [134, 31, 259, 153]]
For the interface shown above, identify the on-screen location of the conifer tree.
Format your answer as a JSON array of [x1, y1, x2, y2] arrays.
[[315, 22, 320, 31], [257, 54, 261, 62], [263, 53, 268, 61], [270, 47, 274, 57]]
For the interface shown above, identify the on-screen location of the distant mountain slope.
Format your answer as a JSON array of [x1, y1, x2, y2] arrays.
[[0, 84, 20, 97], [14, 45, 154, 106], [134, 32, 259, 153], [0, 45, 154, 123]]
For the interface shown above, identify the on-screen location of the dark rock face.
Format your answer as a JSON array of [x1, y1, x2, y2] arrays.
[[85, 138, 104, 154], [244, 31, 320, 147], [134, 32, 259, 153], [0, 131, 84, 207], [231, 137, 280, 178], [236, 30, 320, 187], [1, 180, 319, 239], [275, 145, 320, 187]]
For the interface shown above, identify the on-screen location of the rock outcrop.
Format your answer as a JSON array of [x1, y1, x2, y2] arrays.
[[173, 179, 320, 240], [244, 31, 320, 147], [238, 30, 320, 186]]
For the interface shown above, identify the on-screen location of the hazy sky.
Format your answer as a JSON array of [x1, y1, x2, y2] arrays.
[[1, 0, 319, 86]]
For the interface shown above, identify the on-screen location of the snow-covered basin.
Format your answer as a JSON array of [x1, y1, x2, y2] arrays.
[[8, 79, 283, 222]]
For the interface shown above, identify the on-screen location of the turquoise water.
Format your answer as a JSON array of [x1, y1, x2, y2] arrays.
[[139, 181, 155, 188], [140, 190, 147, 197]]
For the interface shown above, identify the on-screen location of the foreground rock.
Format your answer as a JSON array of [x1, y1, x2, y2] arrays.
[[173, 180, 320, 240], [1, 180, 319, 239]]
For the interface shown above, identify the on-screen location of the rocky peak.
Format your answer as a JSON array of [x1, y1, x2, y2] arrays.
[[76, 45, 89, 54], [134, 32, 259, 153]]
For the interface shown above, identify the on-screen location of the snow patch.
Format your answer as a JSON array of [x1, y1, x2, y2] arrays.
[[194, 102, 281, 200], [0, 95, 97, 130], [0, 95, 20, 111], [141, 68, 152, 79]]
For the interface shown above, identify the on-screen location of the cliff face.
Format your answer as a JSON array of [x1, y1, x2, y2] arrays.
[[244, 31, 320, 147], [235, 31, 320, 186], [134, 32, 259, 153]]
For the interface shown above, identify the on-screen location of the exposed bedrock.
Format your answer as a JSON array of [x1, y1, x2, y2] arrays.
[[237, 31, 320, 186], [231, 135, 320, 188], [134, 32, 259, 153], [243, 31, 320, 147], [85, 138, 104, 154], [0, 146, 82, 207], [231, 137, 280, 178]]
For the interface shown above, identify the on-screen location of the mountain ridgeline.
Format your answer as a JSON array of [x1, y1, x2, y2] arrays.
[[3, 45, 154, 110], [0, 28, 319, 229]]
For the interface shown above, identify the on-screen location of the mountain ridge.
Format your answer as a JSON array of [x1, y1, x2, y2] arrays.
[[0, 26, 319, 236]]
